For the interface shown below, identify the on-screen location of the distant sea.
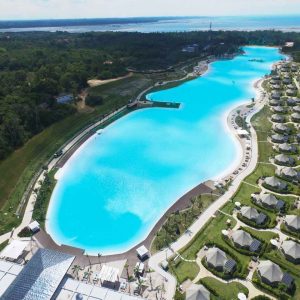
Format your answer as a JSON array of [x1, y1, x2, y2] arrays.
[[1, 15, 300, 33]]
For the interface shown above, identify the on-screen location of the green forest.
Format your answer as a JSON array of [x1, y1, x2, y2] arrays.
[[0, 30, 300, 161]]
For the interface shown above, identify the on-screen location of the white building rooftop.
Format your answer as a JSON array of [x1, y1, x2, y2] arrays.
[[0, 240, 29, 260], [0, 260, 24, 297]]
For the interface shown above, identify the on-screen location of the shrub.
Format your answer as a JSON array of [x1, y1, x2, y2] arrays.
[[86, 95, 104, 106], [18, 226, 32, 237], [251, 296, 272, 300]]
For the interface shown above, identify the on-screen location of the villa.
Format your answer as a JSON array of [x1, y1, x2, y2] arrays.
[[231, 230, 261, 252], [291, 64, 298, 72], [272, 75, 281, 81], [257, 260, 294, 288], [255, 193, 285, 210], [281, 240, 300, 264], [271, 85, 282, 91], [269, 99, 282, 106], [263, 176, 287, 191], [272, 106, 286, 113], [279, 143, 297, 153], [285, 215, 300, 232], [205, 247, 236, 274], [271, 134, 288, 144], [271, 114, 285, 123], [186, 284, 210, 300], [287, 98, 298, 106], [257, 261, 282, 286], [205, 247, 227, 271], [281, 65, 290, 72], [277, 167, 299, 182], [293, 105, 300, 113], [283, 76, 292, 85], [240, 206, 267, 225], [271, 91, 281, 100], [270, 81, 280, 87], [291, 112, 300, 122], [286, 89, 297, 96], [272, 124, 290, 134], [274, 154, 295, 166]]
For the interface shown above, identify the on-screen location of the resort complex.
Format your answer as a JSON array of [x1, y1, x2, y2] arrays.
[[1, 10, 300, 299], [0, 46, 299, 300]]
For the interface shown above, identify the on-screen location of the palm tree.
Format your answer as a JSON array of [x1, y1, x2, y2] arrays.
[[160, 283, 166, 300], [149, 274, 153, 290], [124, 263, 130, 280], [86, 253, 91, 267], [97, 253, 102, 267], [72, 265, 82, 279], [190, 197, 196, 214], [84, 270, 93, 283], [124, 263, 131, 293], [133, 265, 140, 279], [136, 279, 145, 295]]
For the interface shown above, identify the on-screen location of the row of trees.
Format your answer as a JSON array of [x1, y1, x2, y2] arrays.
[[0, 30, 299, 160]]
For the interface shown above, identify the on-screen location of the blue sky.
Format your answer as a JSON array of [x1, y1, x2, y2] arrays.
[[0, 0, 300, 20]]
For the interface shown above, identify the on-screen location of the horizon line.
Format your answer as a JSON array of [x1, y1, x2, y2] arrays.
[[1, 14, 300, 22]]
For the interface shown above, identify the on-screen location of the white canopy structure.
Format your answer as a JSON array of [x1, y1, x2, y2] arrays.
[[136, 245, 149, 260], [98, 265, 119, 283], [0, 240, 29, 260], [237, 129, 249, 137], [28, 221, 40, 233]]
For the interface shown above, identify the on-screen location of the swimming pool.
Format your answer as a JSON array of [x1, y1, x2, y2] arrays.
[[46, 46, 284, 254]]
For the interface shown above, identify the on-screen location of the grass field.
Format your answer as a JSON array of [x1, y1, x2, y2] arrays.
[[168, 202, 252, 283], [0, 67, 197, 236], [0, 74, 160, 235], [200, 277, 249, 300], [169, 76, 300, 298]]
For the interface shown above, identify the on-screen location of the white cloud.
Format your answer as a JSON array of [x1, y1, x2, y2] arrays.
[[0, 0, 299, 20]]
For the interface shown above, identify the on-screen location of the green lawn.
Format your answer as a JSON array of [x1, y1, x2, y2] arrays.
[[240, 226, 278, 242], [231, 182, 277, 228], [0, 240, 8, 251], [169, 202, 251, 283], [32, 169, 57, 229], [200, 277, 249, 300], [0, 110, 101, 235], [168, 76, 300, 295]]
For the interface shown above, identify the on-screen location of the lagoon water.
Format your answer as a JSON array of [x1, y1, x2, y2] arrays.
[[47, 46, 284, 254]]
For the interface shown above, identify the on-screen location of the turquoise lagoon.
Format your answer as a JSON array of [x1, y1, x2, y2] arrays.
[[47, 47, 284, 254]]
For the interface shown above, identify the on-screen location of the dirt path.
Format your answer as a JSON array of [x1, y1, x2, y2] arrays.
[[87, 73, 133, 87]]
